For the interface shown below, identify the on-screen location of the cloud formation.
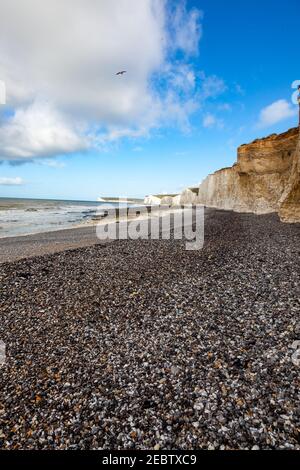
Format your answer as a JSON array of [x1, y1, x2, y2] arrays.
[[202, 113, 224, 130], [0, 101, 87, 160], [170, 1, 203, 55], [203, 114, 217, 128], [0, 0, 210, 162], [0, 176, 25, 185], [0, 80, 5, 104], [199, 73, 227, 100], [258, 99, 297, 128]]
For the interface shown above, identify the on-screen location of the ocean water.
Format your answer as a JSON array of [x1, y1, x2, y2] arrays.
[[0, 197, 131, 238]]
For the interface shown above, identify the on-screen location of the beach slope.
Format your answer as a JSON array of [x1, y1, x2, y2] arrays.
[[0, 209, 299, 449]]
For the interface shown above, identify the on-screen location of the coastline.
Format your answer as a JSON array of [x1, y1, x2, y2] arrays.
[[0, 225, 108, 264], [0, 206, 184, 263], [0, 209, 299, 449]]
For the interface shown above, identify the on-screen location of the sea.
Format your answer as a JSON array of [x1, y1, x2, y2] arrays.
[[0, 197, 136, 238]]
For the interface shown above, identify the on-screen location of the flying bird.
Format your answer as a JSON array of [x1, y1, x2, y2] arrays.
[[116, 70, 127, 76]]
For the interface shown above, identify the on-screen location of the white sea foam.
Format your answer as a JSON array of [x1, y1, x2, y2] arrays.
[[0, 198, 118, 238]]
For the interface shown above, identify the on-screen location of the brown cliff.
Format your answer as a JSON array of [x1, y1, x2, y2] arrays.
[[196, 127, 300, 222], [278, 131, 300, 223], [145, 127, 300, 223]]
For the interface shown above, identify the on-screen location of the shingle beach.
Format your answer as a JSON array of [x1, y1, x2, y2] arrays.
[[0, 209, 299, 449]]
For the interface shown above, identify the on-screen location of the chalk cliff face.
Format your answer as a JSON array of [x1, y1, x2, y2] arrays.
[[278, 133, 300, 223], [144, 195, 161, 205], [195, 127, 300, 222], [144, 127, 300, 223]]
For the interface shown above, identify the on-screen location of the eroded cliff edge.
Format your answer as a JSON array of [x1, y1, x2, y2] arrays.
[[146, 127, 300, 223], [197, 127, 300, 221]]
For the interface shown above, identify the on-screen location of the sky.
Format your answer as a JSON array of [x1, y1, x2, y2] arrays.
[[0, 0, 299, 201]]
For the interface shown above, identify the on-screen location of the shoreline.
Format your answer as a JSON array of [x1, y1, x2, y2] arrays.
[[0, 206, 186, 264], [0, 224, 115, 265], [0, 209, 299, 449], [0, 198, 146, 241], [0, 203, 174, 242]]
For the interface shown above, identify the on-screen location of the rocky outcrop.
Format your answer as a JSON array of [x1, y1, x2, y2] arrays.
[[190, 128, 300, 222], [193, 127, 300, 222], [237, 128, 298, 175], [197, 165, 290, 215], [180, 188, 198, 205], [278, 133, 300, 222], [144, 194, 180, 206], [144, 127, 300, 223], [144, 195, 161, 205]]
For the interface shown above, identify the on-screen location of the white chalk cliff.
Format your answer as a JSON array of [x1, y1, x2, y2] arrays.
[[144, 127, 300, 223]]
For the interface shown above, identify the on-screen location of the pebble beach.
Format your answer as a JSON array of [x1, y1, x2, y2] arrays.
[[0, 208, 299, 450]]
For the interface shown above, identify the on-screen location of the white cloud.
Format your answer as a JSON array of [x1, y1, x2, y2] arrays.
[[203, 113, 224, 129], [162, 91, 199, 132], [218, 103, 232, 112], [257, 99, 297, 128], [0, 80, 5, 104], [200, 73, 227, 100], [234, 83, 245, 96], [0, 0, 166, 122], [0, 101, 87, 160], [156, 67, 226, 133], [0, 176, 25, 185], [166, 63, 196, 92], [0, 0, 204, 161], [39, 159, 66, 168], [203, 114, 216, 128], [170, 1, 203, 55]]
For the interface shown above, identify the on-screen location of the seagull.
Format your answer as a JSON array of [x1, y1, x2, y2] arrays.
[[116, 70, 127, 76]]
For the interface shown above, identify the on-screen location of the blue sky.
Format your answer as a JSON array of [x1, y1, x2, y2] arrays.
[[0, 0, 299, 200]]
